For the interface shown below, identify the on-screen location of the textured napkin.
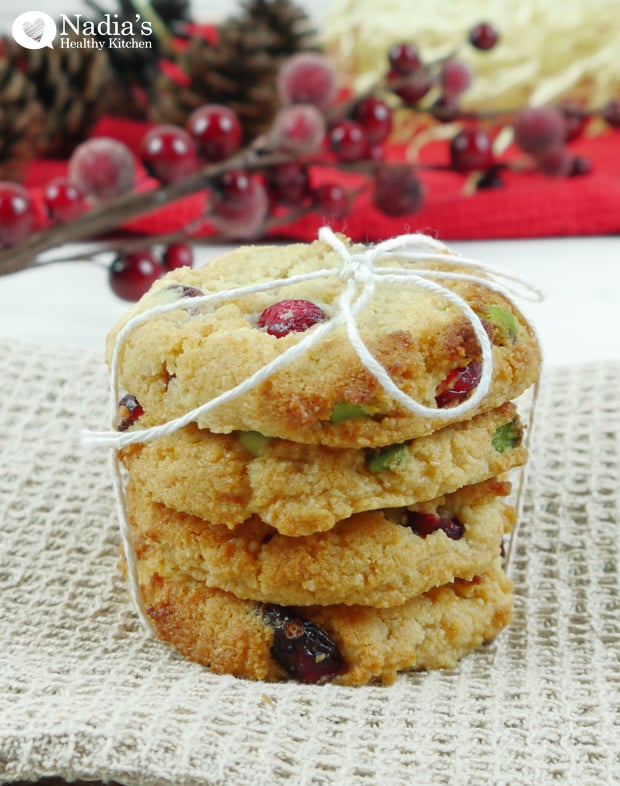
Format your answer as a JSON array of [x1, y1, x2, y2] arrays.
[[1, 338, 619, 786]]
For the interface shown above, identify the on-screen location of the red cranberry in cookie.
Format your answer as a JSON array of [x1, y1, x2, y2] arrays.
[[258, 299, 327, 337], [435, 360, 482, 408], [406, 511, 464, 540], [263, 605, 345, 684], [117, 394, 144, 431]]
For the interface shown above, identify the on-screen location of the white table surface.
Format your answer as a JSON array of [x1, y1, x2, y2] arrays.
[[0, 236, 618, 367]]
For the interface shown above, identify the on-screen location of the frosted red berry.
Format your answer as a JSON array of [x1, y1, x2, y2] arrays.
[[435, 360, 482, 408], [313, 183, 350, 219], [263, 605, 345, 684], [187, 104, 242, 162], [352, 97, 393, 145], [0, 181, 37, 246], [469, 22, 499, 50], [270, 104, 326, 155], [258, 299, 327, 337], [265, 162, 311, 206], [208, 170, 269, 239], [440, 59, 474, 97], [373, 164, 423, 216], [117, 393, 144, 431], [388, 42, 422, 75], [513, 107, 566, 155], [68, 137, 136, 201], [329, 120, 368, 162], [140, 124, 198, 184], [163, 242, 194, 270], [109, 248, 164, 301], [277, 52, 338, 109], [450, 127, 494, 171], [44, 177, 86, 222], [406, 511, 464, 540]]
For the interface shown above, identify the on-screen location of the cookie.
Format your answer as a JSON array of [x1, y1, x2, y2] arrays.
[[128, 477, 514, 608], [106, 237, 541, 448], [121, 402, 525, 535], [139, 560, 513, 685]]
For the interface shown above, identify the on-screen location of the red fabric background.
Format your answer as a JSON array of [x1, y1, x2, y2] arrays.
[[22, 115, 620, 242]]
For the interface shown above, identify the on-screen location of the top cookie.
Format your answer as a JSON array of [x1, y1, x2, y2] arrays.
[[106, 236, 541, 447]]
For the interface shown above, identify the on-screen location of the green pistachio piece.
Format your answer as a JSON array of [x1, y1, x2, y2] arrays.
[[329, 402, 370, 424], [486, 304, 519, 342], [367, 443, 409, 472], [492, 419, 522, 453], [238, 430, 271, 457]]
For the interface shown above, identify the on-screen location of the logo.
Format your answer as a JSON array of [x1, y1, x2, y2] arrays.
[[11, 11, 57, 49], [11, 11, 154, 51]]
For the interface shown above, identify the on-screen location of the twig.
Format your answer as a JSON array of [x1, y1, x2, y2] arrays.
[[0, 146, 289, 277]]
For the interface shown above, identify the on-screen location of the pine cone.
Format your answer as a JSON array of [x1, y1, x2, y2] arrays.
[[240, 0, 316, 55], [0, 34, 112, 158], [151, 0, 318, 141], [82, 0, 187, 119], [151, 0, 192, 26], [0, 46, 46, 178]]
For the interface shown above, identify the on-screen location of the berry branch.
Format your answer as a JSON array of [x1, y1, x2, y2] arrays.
[[0, 144, 288, 276], [1, 19, 619, 301]]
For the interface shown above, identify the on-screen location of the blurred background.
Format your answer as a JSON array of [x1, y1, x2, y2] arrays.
[[0, 0, 329, 26], [0, 0, 619, 363]]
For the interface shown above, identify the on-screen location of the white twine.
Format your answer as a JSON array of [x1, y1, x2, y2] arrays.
[[83, 227, 542, 451], [503, 376, 541, 577], [83, 227, 542, 633]]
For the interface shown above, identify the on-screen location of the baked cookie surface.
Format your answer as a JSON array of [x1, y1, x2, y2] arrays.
[[106, 238, 541, 447], [140, 560, 513, 685], [128, 478, 514, 608], [121, 403, 525, 535]]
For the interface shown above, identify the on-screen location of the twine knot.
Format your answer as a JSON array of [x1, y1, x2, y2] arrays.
[[83, 226, 542, 453]]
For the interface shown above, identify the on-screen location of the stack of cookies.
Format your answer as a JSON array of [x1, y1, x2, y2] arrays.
[[106, 235, 541, 686]]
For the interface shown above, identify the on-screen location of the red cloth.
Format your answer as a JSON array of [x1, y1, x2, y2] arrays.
[[23, 115, 620, 242]]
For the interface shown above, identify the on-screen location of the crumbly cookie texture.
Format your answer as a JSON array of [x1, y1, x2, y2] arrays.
[[139, 559, 513, 685], [106, 238, 541, 448], [128, 477, 514, 608], [121, 402, 525, 535]]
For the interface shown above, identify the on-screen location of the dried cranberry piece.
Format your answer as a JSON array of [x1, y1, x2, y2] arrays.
[[165, 284, 203, 299], [405, 511, 464, 540], [435, 360, 482, 408], [117, 393, 144, 431], [263, 605, 345, 684], [258, 299, 327, 338]]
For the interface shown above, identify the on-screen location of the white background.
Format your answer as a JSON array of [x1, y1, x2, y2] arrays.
[[0, 237, 618, 368]]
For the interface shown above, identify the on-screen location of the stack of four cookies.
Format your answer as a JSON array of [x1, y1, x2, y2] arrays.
[[109, 236, 541, 685]]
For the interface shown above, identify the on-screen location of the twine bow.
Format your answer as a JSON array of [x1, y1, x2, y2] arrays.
[[83, 226, 543, 451]]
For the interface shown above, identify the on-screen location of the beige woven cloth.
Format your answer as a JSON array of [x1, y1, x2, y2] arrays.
[[1, 338, 619, 786]]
